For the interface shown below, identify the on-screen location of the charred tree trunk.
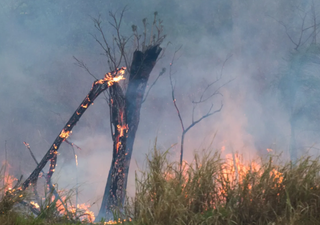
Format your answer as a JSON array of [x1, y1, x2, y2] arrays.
[[98, 83, 127, 220], [96, 45, 162, 221]]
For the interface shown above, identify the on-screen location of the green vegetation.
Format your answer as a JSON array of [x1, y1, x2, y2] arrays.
[[122, 146, 320, 225], [2, 146, 320, 225]]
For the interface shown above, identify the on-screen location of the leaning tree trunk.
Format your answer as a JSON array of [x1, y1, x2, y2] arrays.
[[96, 44, 162, 221], [4, 68, 125, 205]]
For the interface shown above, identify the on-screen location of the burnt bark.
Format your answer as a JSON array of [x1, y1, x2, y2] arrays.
[[98, 83, 127, 219], [96, 44, 162, 221]]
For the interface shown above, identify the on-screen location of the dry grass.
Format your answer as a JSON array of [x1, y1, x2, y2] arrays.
[[0, 169, 95, 225], [122, 145, 320, 225], [2, 146, 320, 225]]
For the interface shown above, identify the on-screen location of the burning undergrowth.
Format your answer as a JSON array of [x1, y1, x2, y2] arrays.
[[121, 145, 320, 225], [0, 170, 95, 224], [2, 144, 320, 225]]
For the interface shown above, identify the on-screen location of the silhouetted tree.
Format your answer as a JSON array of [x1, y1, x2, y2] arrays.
[[275, 1, 320, 160]]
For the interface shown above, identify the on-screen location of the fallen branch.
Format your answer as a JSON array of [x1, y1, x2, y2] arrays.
[[9, 67, 126, 197], [23, 142, 70, 218]]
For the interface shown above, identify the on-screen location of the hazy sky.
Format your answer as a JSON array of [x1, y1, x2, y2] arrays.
[[1, 0, 319, 215]]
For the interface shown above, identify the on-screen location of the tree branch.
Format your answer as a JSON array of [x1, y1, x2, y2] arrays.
[[142, 67, 166, 103], [9, 67, 126, 196], [169, 47, 184, 132], [73, 56, 98, 80], [169, 51, 231, 170]]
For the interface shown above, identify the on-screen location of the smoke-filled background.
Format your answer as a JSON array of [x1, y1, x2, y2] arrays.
[[1, 0, 320, 215]]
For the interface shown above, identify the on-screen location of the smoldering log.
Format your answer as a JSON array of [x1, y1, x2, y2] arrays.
[[96, 45, 162, 221], [7, 68, 126, 196]]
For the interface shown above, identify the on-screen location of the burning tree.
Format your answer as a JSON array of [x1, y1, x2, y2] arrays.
[[2, 9, 164, 221], [1, 67, 126, 218], [77, 10, 166, 221]]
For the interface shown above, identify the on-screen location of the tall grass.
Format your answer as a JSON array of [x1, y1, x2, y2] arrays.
[[123, 146, 320, 225], [2, 146, 320, 225]]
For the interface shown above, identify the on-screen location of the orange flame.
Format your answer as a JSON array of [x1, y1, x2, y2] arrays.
[[81, 103, 89, 109], [59, 129, 71, 139], [30, 201, 40, 209], [104, 218, 131, 224], [117, 124, 128, 137], [116, 141, 122, 153], [3, 174, 17, 193], [53, 196, 95, 222], [94, 67, 126, 86], [75, 154, 78, 166]]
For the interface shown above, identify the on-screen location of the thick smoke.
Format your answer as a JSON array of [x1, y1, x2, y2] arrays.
[[1, 0, 320, 215]]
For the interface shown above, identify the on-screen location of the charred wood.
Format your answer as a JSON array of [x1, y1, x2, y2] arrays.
[[6, 68, 125, 200], [97, 45, 162, 221]]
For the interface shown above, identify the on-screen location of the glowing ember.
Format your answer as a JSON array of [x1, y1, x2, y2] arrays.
[[117, 124, 128, 137], [104, 218, 131, 224], [30, 201, 40, 209], [75, 154, 78, 166], [59, 129, 72, 139], [81, 103, 89, 109], [270, 168, 283, 184], [94, 67, 126, 86], [76, 203, 95, 222], [116, 141, 122, 153], [53, 196, 95, 222], [23, 142, 30, 148]]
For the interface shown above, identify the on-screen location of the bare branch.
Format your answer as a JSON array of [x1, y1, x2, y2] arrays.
[[169, 50, 230, 170], [185, 102, 223, 134], [65, 139, 82, 151], [22, 142, 70, 216], [192, 55, 233, 104], [92, 16, 117, 70], [269, 6, 320, 50], [73, 56, 98, 79], [142, 67, 166, 103], [192, 78, 234, 104], [278, 20, 299, 48], [295, 13, 308, 49], [169, 46, 184, 132], [66, 140, 79, 207]]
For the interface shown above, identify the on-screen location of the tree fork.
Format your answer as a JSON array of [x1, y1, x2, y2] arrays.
[[97, 44, 162, 221]]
